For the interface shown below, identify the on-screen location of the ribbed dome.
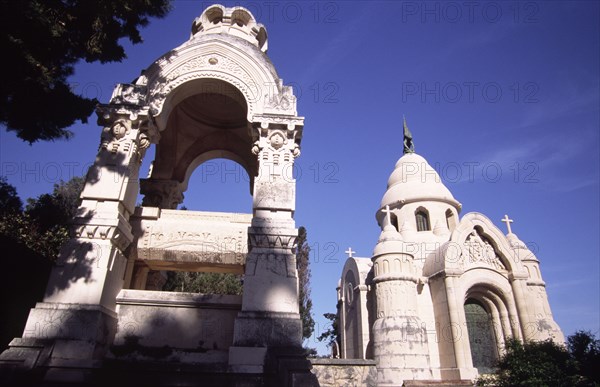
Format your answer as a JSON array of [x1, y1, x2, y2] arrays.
[[380, 153, 460, 209]]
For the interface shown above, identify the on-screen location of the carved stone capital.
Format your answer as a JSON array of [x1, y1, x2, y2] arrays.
[[140, 179, 185, 209], [94, 112, 154, 164], [109, 83, 147, 106]]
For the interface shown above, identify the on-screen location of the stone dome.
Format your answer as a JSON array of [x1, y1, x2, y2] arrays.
[[373, 223, 405, 257], [380, 153, 460, 210]]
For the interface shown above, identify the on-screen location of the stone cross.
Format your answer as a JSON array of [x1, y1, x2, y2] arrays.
[[345, 247, 355, 258], [501, 214, 513, 234], [381, 205, 393, 227]]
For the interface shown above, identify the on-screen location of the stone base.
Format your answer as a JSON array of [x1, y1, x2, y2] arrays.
[[403, 380, 474, 387], [232, 311, 302, 348], [229, 347, 268, 373], [0, 303, 117, 373], [228, 346, 318, 387], [439, 367, 478, 382], [1, 346, 318, 387]]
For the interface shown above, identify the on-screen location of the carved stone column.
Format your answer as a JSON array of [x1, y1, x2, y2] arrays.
[[229, 120, 304, 374], [0, 84, 153, 375]]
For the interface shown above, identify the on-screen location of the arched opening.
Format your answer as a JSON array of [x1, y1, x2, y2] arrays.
[[464, 298, 498, 374], [415, 207, 431, 232], [390, 212, 399, 231], [181, 158, 252, 213], [231, 9, 251, 27], [136, 78, 253, 295]]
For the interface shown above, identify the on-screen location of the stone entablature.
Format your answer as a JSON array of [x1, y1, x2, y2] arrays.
[[130, 207, 251, 273]]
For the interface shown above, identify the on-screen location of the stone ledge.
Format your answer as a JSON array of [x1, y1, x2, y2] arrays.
[[116, 289, 242, 309], [310, 358, 377, 366], [403, 381, 474, 386]]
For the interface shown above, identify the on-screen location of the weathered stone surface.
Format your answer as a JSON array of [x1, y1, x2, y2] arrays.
[[310, 359, 377, 387], [131, 208, 251, 273]]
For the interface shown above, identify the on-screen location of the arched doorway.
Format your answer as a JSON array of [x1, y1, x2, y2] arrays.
[[464, 299, 498, 374]]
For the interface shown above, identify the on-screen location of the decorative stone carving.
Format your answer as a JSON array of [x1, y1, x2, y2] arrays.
[[131, 209, 250, 271], [251, 141, 261, 155], [248, 232, 297, 250], [464, 229, 506, 271], [268, 131, 286, 150], [140, 179, 185, 209], [109, 83, 147, 106]]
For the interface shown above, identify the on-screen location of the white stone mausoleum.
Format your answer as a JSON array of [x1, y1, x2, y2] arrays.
[[336, 121, 564, 385]]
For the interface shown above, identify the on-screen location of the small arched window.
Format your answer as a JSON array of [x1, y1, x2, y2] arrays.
[[390, 213, 399, 231], [446, 209, 456, 231], [415, 208, 430, 232]]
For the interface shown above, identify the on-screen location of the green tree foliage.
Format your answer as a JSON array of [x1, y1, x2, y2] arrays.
[[317, 311, 341, 350], [477, 332, 600, 387], [568, 330, 600, 385], [0, 176, 84, 260], [163, 272, 243, 295], [297, 226, 315, 341], [0, 0, 171, 143], [0, 176, 84, 348], [0, 176, 22, 215]]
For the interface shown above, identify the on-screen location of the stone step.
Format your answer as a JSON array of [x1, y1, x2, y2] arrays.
[[404, 380, 474, 387]]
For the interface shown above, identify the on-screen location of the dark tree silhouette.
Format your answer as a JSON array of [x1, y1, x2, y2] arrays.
[[0, 176, 84, 349], [0, 0, 171, 142], [297, 226, 315, 341]]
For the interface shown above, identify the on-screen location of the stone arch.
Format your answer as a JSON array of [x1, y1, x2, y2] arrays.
[[339, 258, 373, 359], [460, 271, 521, 335], [140, 35, 297, 131], [452, 213, 522, 273], [141, 77, 257, 207], [456, 273, 524, 374], [343, 269, 359, 358], [425, 212, 526, 276]]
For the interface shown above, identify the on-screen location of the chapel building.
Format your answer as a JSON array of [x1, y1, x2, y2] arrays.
[[337, 122, 564, 385]]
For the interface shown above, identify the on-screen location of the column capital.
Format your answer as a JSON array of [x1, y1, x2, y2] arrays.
[[140, 179, 185, 209]]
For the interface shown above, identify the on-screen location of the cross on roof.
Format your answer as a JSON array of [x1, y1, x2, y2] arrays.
[[345, 247, 355, 258], [501, 214, 514, 234], [381, 205, 393, 227]]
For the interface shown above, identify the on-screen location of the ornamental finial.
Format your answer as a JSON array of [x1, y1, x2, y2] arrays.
[[403, 116, 414, 154]]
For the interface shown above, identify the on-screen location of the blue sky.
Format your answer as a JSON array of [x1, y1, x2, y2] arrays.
[[1, 1, 598, 355]]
